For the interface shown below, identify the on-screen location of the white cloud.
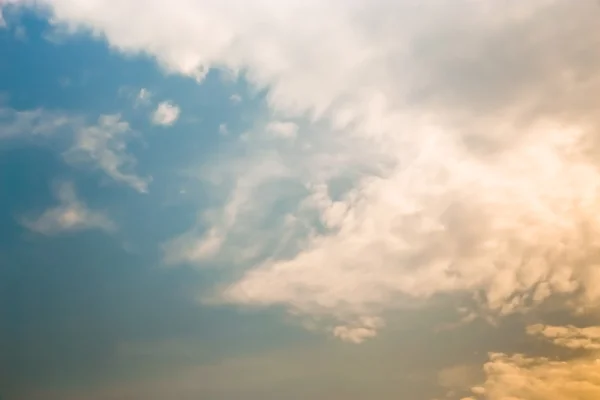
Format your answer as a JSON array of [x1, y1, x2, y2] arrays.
[[135, 88, 152, 106], [151, 101, 180, 126], [64, 114, 151, 193], [163, 152, 292, 266], [229, 93, 242, 104], [164, 228, 224, 264], [265, 121, 298, 140], [332, 316, 383, 344], [0, 108, 149, 193], [23, 0, 600, 340], [21, 181, 115, 235], [0, 107, 77, 138], [527, 323, 600, 351]]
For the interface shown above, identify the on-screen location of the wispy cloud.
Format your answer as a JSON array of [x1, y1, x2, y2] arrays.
[[151, 101, 180, 126], [64, 114, 151, 193], [163, 150, 292, 266], [1, 108, 150, 193], [229, 93, 242, 104], [135, 88, 152, 107], [21, 181, 116, 235], [0, 107, 78, 138]]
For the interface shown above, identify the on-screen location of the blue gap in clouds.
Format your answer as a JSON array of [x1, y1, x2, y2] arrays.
[[0, 9, 268, 253]]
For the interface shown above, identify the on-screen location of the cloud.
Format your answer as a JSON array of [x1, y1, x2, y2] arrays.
[[64, 114, 151, 193], [229, 93, 242, 104], [135, 88, 152, 107], [163, 151, 293, 266], [527, 323, 600, 351], [23, 0, 600, 339], [21, 181, 116, 235], [0, 107, 78, 138], [471, 348, 600, 400], [1, 108, 149, 193], [460, 324, 600, 399], [218, 123, 228, 136], [331, 316, 383, 344], [151, 101, 180, 126], [265, 121, 298, 140]]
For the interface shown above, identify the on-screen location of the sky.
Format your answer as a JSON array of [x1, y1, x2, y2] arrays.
[[2, 1, 600, 399]]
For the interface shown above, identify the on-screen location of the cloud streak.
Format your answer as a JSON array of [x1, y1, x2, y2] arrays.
[[0, 107, 78, 138], [1, 108, 150, 193], [64, 114, 151, 193]]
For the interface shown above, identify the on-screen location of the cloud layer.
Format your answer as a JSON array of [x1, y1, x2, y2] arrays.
[[13, 0, 600, 340]]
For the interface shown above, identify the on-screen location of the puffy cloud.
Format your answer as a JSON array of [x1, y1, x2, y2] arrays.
[[21, 0, 600, 339], [527, 324, 600, 351], [64, 114, 151, 193], [151, 101, 180, 126], [331, 316, 383, 344], [221, 122, 600, 325], [21, 181, 115, 235], [464, 324, 600, 400], [471, 352, 600, 400]]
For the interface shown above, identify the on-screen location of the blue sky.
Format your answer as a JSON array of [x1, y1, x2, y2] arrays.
[[3, 1, 600, 400]]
